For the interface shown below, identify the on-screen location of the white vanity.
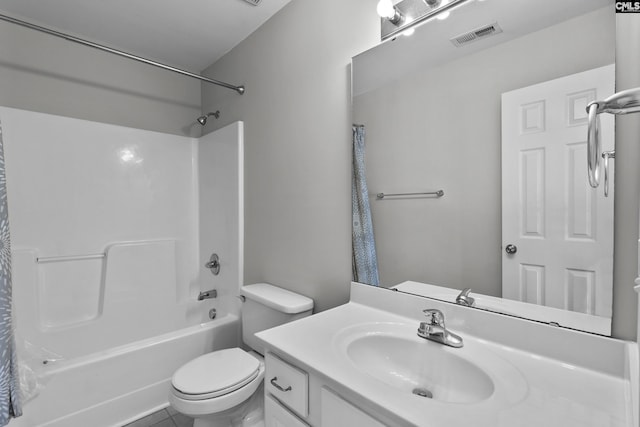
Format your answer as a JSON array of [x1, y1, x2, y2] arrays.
[[256, 283, 637, 427]]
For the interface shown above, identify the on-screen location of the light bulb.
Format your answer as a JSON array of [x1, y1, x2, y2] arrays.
[[377, 0, 396, 19], [402, 27, 415, 37], [436, 0, 450, 20]]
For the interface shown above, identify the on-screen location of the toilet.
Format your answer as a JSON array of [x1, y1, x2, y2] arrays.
[[169, 283, 314, 427]]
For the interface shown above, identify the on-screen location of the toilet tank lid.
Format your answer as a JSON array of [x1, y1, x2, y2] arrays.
[[241, 283, 313, 314]]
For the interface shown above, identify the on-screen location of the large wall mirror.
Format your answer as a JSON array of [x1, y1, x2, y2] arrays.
[[352, 0, 616, 335]]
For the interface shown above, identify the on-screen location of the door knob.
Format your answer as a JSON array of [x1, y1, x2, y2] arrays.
[[505, 244, 517, 255]]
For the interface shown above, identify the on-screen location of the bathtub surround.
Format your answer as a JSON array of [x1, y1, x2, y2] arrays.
[[197, 123, 244, 320], [1, 107, 244, 426], [0, 120, 21, 427]]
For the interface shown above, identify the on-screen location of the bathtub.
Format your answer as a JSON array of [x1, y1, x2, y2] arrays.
[[11, 315, 239, 427], [9, 244, 241, 427], [1, 108, 245, 427]]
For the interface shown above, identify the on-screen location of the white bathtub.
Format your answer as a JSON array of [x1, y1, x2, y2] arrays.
[[11, 315, 239, 427], [2, 109, 245, 427]]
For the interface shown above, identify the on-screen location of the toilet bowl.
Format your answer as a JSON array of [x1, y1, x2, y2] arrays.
[[169, 283, 313, 427]]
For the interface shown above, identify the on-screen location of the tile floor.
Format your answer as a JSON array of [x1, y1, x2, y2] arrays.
[[123, 406, 193, 427]]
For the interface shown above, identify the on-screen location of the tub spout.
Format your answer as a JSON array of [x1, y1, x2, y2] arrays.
[[198, 289, 217, 301]]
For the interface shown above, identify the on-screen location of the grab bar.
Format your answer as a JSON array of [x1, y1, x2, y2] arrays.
[[376, 190, 444, 199], [586, 87, 640, 196], [36, 253, 105, 263]]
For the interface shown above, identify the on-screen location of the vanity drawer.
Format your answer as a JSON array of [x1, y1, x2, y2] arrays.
[[265, 394, 310, 427], [265, 352, 309, 417]]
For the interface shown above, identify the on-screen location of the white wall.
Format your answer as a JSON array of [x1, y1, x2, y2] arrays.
[[202, 2, 638, 340], [0, 19, 201, 137], [200, 0, 379, 312]]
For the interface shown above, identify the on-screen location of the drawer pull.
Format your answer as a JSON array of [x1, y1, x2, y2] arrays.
[[270, 376, 292, 392]]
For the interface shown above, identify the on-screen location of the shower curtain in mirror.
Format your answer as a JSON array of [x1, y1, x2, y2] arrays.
[[352, 125, 380, 286], [0, 120, 22, 426]]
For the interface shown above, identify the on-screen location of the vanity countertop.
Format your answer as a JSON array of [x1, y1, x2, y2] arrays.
[[256, 293, 635, 427]]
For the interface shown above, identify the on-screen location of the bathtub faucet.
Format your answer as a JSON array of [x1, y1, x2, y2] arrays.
[[198, 289, 217, 301]]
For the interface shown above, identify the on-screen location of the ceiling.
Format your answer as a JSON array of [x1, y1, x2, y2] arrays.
[[0, 0, 292, 71]]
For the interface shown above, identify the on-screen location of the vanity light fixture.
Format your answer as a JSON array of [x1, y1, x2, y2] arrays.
[[379, 0, 471, 41], [377, 0, 404, 26], [436, 0, 451, 20]]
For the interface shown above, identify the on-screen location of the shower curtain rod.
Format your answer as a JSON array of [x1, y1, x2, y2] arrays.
[[0, 13, 245, 94]]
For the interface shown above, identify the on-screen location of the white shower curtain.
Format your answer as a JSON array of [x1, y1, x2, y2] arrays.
[[352, 125, 380, 286], [0, 120, 22, 426]]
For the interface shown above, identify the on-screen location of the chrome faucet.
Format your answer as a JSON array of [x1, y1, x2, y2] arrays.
[[417, 309, 463, 348], [456, 288, 475, 307]]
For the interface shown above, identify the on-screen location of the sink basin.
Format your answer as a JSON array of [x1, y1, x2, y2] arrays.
[[333, 320, 530, 406], [344, 333, 494, 403]]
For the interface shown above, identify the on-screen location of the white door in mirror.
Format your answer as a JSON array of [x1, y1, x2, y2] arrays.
[[501, 64, 614, 333]]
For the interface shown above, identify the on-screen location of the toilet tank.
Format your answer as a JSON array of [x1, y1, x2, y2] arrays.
[[240, 283, 314, 354]]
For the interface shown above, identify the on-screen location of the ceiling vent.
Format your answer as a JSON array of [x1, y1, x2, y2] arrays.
[[241, 0, 262, 5], [450, 22, 503, 47]]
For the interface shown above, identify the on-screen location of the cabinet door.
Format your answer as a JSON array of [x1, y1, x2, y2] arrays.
[[320, 387, 386, 427], [265, 352, 309, 417], [265, 394, 309, 427]]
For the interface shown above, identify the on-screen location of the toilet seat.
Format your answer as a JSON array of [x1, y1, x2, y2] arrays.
[[169, 350, 266, 417], [172, 348, 261, 401]]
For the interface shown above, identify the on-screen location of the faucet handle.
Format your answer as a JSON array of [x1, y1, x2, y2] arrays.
[[422, 308, 445, 327]]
